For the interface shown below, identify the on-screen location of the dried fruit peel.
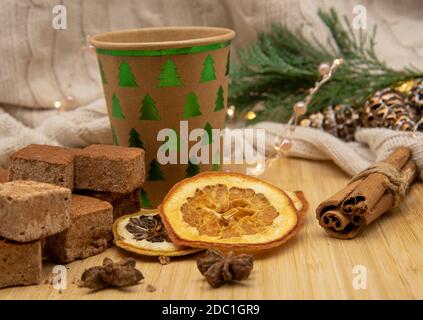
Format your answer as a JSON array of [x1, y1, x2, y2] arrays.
[[159, 172, 306, 250], [286, 191, 309, 218], [113, 209, 202, 257]]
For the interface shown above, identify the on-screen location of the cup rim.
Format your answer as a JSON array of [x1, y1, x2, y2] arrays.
[[90, 26, 235, 50]]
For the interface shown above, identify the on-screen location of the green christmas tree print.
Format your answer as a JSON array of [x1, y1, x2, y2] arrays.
[[158, 59, 181, 87], [128, 128, 144, 148], [214, 85, 224, 111], [147, 159, 165, 181], [212, 162, 221, 171], [200, 54, 217, 83], [139, 94, 160, 120], [225, 51, 230, 76], [118, 61, 138, 87], [202, 122, 213, 145], [185, 159, 200, 178], [183, 91, 202, 118], [212, 151, 221, 171], [98, 59, 107, 84], [112, 93, 125, 119], [140, 188, 152, 208], [111, 125, 119, 145]]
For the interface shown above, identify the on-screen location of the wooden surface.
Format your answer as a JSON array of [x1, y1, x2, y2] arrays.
[[1, 158, 422, 300]]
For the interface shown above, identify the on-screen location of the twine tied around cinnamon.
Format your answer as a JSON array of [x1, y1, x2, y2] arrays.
[[349, 162, 408, 206], [316, 147, 418, 239]]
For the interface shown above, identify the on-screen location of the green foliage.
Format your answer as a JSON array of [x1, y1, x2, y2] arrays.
[[229, 8, 423, 123], [214, 85, 225, 111], [225, 51, 230, 76], [202, 122, 213, 145], [140, 188, 152, 208], [158, 59, 181, 87], [112, 93, 125, 119], [183, 91, 202, 118], [119, 61, 138, 87], [185, 159, 200, 177], [111, 125, 119, 145], [99, 59, 107, 84], [200, 54, 217, 82], [140, 94, 160, 120], [147, 159, 165, 181], [128, 128, 144, 148]]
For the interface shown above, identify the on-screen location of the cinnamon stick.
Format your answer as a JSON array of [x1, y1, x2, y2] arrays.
[[360, 159, 417, 226], [341, 147, 411, 216], [320, 210, 351, 231], [316, 147, 418, 239]]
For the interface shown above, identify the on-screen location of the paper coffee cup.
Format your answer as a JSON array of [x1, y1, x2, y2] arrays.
[[90, 27, 235, 207]]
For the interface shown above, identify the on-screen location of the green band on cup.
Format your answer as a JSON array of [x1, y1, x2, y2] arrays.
[[96, 40, 230, 57]]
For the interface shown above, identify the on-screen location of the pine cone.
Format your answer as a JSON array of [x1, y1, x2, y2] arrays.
[[300, 104, 359, 141], [361, 88, 415, 131], [409, 78, 423, 120]]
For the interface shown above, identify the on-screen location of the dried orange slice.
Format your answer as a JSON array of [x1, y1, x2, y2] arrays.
[[113, 209, 202, 256], [286, 191, 309, 218], [159, 172, 306, 250]]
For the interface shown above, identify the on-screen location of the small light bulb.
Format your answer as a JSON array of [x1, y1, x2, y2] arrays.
[[88, 44, 96, 54], [274, 135, 283, 146], [334, 58, 344, 65], [249, 162, 264, 176], [54, 100, 62, 109], [227, 105, 235, 117], [65, 95, 75, 107], [293, 101, 307, 116], [246, 111, 256, 120], [318, 62, 331, 76], [280, 138, 292, 151]]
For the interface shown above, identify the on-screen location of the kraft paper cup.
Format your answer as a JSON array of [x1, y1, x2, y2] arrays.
[[90, 27, 235, 207]]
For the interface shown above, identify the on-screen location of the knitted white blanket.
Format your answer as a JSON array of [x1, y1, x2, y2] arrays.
[[253, 122, 423, 180]]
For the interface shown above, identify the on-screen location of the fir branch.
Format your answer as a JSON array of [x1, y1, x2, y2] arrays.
[[229, 8, 423, 123]]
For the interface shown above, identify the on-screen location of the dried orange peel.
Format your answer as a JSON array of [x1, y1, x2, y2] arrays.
[[159, 172, 308, 250], [113, 209, 202, 257], [286, 190, 309, 218]]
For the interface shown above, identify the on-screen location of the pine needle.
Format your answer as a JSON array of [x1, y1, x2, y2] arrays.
[[229, 8, 423, 123]]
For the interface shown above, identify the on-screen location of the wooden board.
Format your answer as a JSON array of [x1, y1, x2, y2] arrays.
[[1, 158, 422, 299]]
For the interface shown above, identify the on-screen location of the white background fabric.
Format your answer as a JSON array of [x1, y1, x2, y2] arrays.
[[0, 0, 422, 176], [250, 123, 423, 180]]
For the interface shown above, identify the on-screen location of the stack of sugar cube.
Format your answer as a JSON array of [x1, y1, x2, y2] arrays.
[[0, 144, 145, 289]]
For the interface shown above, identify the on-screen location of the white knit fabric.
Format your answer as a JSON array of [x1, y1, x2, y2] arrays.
[[0, 0, 422, 178], [252, 122, 423, 180]]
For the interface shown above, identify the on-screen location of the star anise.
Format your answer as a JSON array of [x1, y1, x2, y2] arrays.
[[80, 257, 143, 290], [196, 249, 254, 288], [126, 215, 170, 242]]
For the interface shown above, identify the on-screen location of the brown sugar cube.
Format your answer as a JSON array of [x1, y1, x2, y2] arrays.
[[0, 180, 71, 242], [8, 144, 75, 189], [0, 168, 7, 183], [75, 188, 141, 220], [0, 239, 42, 288], [46, 194, 113, 263], [75, 144, 145, 193]]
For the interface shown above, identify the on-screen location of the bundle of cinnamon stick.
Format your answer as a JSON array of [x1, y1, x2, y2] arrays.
[[316, 147, 418, 239]]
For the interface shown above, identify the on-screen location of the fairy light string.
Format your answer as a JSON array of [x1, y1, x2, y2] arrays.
[[53, 35, 97, 112], [274, 58, 344, 155]]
